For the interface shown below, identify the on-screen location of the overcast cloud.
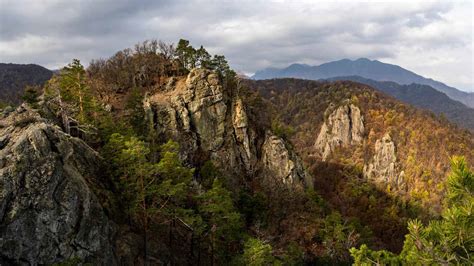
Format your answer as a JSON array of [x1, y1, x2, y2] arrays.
[[0, 0, 472, 91]]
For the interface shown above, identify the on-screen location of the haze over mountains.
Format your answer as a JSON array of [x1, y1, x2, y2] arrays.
[[252, 58, 474, 109]]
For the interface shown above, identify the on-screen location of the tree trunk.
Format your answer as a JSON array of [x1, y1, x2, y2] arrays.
[[211, 233, 214, 266], [140, 175, 148, 265], [143, 227, 147, 266]]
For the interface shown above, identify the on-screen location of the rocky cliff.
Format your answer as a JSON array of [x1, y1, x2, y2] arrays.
[[314, 103, 404, 189], [314, 103, 365, 160], [0, 105, 115, 265], [364, 133, 404, 188], [0, 68, 316, 264], [145, 69, 312, 188]]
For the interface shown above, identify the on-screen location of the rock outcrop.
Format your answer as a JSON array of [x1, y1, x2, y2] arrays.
[[0, 105, 115, 265], [145, 69, 311, 188], [364, 133, 404, 188], [315, 104, 364, 160], [261, 132, 311, 186]]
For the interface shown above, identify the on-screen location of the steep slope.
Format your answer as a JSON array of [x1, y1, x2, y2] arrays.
[[0, 105, 115, 264], [0, 65, 312, 264], [0, 63, 53, 105], [252, 58, 474, 108], [248, 78, 474, 206], [4, 40, 470, 263], [325, 76, 474, 131], [144, 69, 312, 188], [245, 78, 474, 250]]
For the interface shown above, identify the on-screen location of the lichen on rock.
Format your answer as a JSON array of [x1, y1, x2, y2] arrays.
[[0, 105, 116, 265]]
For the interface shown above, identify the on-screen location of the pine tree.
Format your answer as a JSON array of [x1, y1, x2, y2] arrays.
[[195, 45, 212, 68], [198, 178, 243, 263], [21, 85, 40, 108], [59, 59, 95, 124], [350, 156, 474, 265], [240, 237, 280, 266], [176, 39, 196, 69], [107, 135, 195, 263]]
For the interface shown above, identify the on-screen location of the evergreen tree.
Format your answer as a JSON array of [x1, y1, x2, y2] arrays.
[[350, 156, 474, 265], [240, 237, 280, 266], [21, 85, 40, 108], [125, 87, 146, 136], [59, 59, 95, 124], [176, 39, 196, 69], [107, 135, 195, 263], [195, 45, 212, 68], [198, 178, 243, 263]]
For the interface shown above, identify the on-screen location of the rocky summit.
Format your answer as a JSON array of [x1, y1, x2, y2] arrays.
[[0, 105, 115, 265], [145, 68, 312, 188], [0, 68, 312, 264]]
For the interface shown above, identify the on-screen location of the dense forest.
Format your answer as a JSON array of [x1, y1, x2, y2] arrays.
[[0, 63, 53, 106], [2, 40, 473, 265], [325, 76, 474, 131], [246, 78, 474, 249]]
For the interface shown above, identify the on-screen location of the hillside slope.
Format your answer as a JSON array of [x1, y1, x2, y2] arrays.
[[1, 42, 313, 264], [325, 76, 474, 131], [0, 63, 53, 105], [252, 58, 474, 108], [3, 40, 473, 264], [245, 78, 474, 250]]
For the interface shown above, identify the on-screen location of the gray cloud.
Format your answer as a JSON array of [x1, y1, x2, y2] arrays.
[[0, 0, 472, 91]]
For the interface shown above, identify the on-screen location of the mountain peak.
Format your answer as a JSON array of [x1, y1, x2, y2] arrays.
[[287, 63, 310, 68], [354, 57, 374, 63], [251, 58, 474, 108]]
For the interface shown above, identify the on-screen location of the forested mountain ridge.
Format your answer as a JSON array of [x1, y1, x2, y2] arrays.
[[245, 78, 474, 250], [324, 75, 474, 131], [0, 63, 53, 105], [0, 40, 472, 265], [0, 40, 315, 265], [252, 58, 474, 108]]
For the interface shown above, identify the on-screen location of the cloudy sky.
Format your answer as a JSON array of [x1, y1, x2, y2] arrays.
[[1, 0, 473, 91]]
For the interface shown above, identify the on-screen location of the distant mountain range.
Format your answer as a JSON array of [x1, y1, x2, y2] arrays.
[[252, 58, 474, 108], [0, 63, 53, 105], [324, 76, 474, 131]]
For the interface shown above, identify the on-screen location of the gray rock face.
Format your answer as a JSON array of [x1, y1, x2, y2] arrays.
[[364, 133, 404, 188], [315, 104, 364, 160], [146, 68, 311, 188], [232, 98, 253, 170], [262, 132, 312, 187], [0, 106, 116, 265]]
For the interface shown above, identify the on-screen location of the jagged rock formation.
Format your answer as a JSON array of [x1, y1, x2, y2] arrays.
[[314, 103, 364, 160], [145, 68, 312, 188], [364, 133, 404, 188], [261, 132, 309, 185], [0, 105, 116, 265]]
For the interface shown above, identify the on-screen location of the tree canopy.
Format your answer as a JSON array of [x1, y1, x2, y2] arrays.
[[351, 156, 474, 265]]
